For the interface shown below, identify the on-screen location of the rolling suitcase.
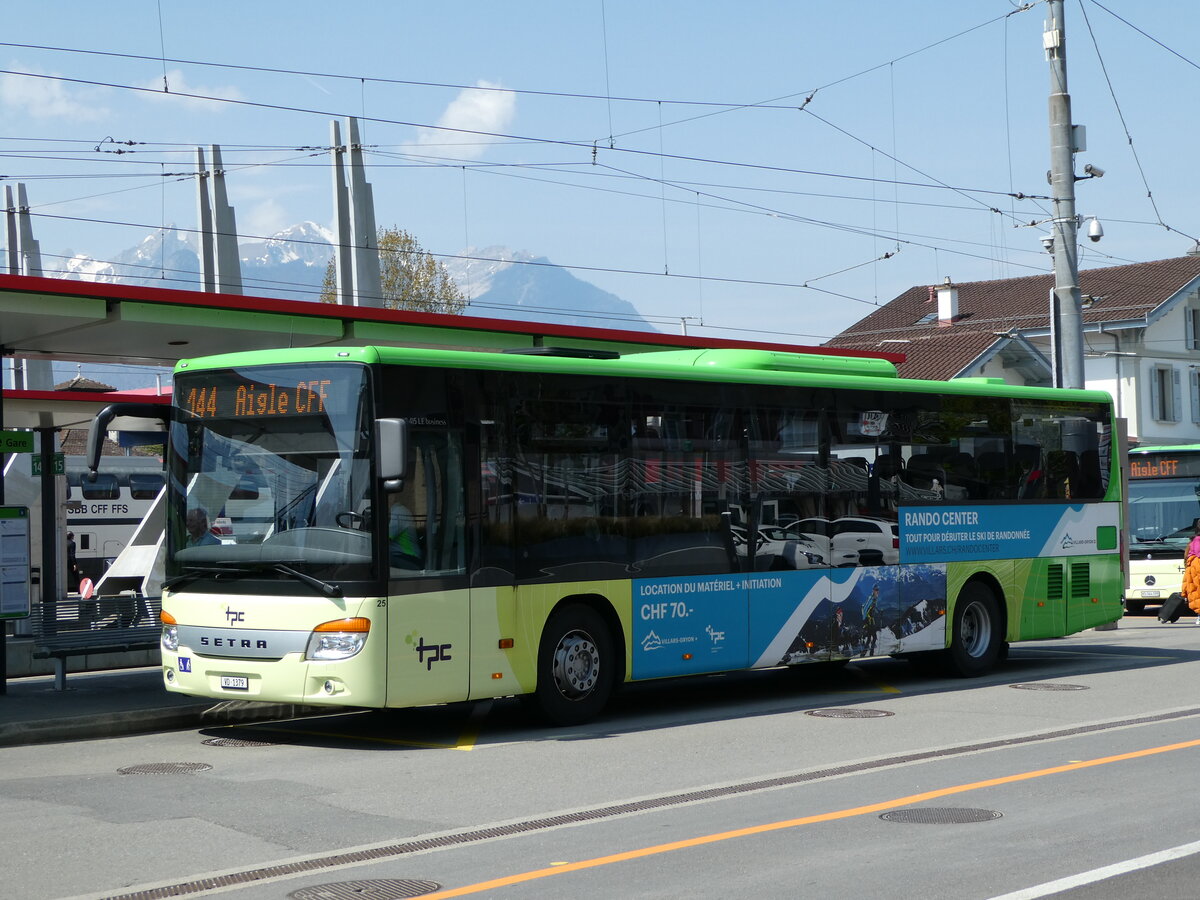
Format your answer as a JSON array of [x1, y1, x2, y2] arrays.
[[1158, 592, 1187, 623]]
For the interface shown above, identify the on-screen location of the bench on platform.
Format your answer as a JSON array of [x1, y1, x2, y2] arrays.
[[31, 594, 162, 690]]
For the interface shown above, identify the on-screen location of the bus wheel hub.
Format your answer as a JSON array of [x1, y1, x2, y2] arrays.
[[553, 632, 599, 698]]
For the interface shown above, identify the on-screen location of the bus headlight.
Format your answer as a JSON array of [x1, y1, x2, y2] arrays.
[[305, 617, 370, 660], [161, 610, 179, 652]]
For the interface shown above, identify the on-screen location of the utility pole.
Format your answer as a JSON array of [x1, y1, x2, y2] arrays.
[[1046, 0, 1085, 389]]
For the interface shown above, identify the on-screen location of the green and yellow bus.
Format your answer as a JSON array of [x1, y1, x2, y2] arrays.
[[90, 345, 1123, 724], [1125, 445, 1200, 615]]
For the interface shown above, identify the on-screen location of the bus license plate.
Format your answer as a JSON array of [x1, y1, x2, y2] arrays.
[[1140, 590, 1161, 598], [220, 676, 249, 690]]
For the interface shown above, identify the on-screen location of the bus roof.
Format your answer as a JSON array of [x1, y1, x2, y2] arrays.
[[175, 344, 1115, 405]]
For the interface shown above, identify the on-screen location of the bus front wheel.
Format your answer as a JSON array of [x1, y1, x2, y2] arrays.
[[946, 582, 1004, 677], [530, 604, 614, 726]]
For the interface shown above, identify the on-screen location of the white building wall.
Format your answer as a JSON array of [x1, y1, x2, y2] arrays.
[[1122, 304, 1200, 446]]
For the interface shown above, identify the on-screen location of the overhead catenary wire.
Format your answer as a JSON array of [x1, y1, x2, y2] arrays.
[[1077, 0, 1199, 244], [27, 210, 896, 306], [0, 67, 1054, 209]]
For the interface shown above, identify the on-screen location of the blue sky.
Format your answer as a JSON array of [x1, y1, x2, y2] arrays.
[[2, 1, 1197, 346]]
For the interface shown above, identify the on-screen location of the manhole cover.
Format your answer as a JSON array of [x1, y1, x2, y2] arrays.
[[805, 708, 894, 718], [881, 807, 1002, 824], [118, 762, 213, 776], [289, 879, 441, 900], [202, 737, 278, 748], [1010, 683, 1089, 691]]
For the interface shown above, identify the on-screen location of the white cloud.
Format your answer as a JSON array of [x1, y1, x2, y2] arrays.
[[417, 80, 516, 160], [0, 67, 107, 121], [242, 198, 290, 240], [136, 69, 245, 110]]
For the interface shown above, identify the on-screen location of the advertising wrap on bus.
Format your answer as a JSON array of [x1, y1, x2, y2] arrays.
[[900, 503, 1119, 563], [632, 567, 948, 680], [631, 501, 1119, 680]]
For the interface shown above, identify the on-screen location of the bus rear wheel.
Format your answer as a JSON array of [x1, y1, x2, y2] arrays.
[[531, 604, 614, 726], [946, 582, 1004, 677]]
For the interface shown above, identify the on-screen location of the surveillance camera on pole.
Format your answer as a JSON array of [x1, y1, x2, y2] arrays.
[[1042, 235, 1055, 253], [1086, 217, 1104, 242], [1083, 163, 1105, 178]]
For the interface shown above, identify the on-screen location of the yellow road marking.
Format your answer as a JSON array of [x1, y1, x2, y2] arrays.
[[848, 665, 901, 693], [422, 736, 1200, 898], [455, 700, 492, 751]]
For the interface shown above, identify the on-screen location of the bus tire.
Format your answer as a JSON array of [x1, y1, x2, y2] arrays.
[[531, 604, 614, 726], [946, 582, 1004, 677]]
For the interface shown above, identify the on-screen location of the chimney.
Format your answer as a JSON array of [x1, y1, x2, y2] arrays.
[[936, 276, 958, 326]]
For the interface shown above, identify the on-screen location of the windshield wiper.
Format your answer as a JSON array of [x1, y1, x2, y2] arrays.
[[165, 562, 341, 597], [272, 563, 343, 598], [164, 564, 257, 590]]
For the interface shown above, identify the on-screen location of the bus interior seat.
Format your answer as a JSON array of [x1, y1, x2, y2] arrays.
[[942, 451, 980, 497], [873, 454, 904, 478], [975, 451, 1011, 499], [1075, 449, 1103, 498], [1015, 444, 1045, 498], [903, 453, 945, 492], [1045, 449, 1080, 498]]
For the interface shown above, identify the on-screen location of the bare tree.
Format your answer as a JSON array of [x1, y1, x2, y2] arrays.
[[321, 226, 466, 314]]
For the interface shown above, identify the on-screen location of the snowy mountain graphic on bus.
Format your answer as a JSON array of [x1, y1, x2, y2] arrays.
[[780, 565, 947, 663]]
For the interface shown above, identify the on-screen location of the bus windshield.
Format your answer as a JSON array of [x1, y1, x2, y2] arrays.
[[1127, 477, 1200, 545], [169, 363, 374, 582]]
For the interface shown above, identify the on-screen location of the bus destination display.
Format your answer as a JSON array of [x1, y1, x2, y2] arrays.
[[183, 380, 330, 419], [177, 366, 363, 420], [1129, 453, 1200, 480]]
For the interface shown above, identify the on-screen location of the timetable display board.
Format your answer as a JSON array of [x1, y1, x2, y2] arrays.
[[0, 506, 32, 620]]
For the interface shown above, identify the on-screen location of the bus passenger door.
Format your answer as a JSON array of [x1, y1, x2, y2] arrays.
[[383, 427, 471, 707]]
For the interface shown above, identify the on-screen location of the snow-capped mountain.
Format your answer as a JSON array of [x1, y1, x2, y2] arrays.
[[58, 227, 199, 287], [238, 221, 336, 268], [50, 227, 657, 331]]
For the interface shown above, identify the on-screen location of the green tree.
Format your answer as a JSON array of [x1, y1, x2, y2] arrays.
[[320, 226, 466, 314]]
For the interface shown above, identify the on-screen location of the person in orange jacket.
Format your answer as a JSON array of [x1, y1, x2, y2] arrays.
[[1182, 519, 1200, 624]]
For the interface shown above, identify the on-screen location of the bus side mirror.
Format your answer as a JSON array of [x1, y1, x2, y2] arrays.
[[376, 418, 407, 489], [87, 403, 170, 480]]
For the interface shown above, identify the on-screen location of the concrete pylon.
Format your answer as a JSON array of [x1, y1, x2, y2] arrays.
[[347, 117, 382, 307], [195, 148, 216, 292], [209, 145, 243, 295], [330, 117, 382, 307], [330, 119, 354, 306]]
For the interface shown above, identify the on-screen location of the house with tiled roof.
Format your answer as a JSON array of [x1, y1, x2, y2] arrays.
[[826, 255, 1200, 446]]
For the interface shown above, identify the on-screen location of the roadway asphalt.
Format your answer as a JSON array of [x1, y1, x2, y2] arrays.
[[0, 666, 326, 747]]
